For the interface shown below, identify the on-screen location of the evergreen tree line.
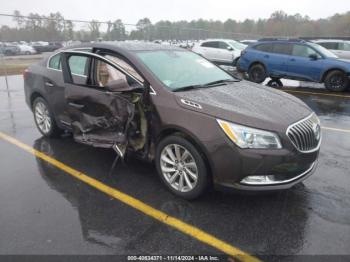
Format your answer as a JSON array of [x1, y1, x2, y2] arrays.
[[0, 10, 349, 42]]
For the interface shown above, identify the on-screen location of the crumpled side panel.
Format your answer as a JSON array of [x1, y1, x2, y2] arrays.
[[65, 86, 135, 150]]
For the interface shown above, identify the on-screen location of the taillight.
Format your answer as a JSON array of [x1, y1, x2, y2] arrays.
[[23, 68, 29, 80]]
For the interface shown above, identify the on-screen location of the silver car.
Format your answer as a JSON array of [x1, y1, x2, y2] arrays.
[[192, 39, 247, 66], [313, 39, 350, 59]]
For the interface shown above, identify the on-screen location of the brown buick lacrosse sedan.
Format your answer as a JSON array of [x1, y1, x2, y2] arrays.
[[24, 42, 321, 199]]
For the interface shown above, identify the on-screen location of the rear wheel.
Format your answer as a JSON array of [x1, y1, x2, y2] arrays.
[[33, 97, 62, 137], [324, 70, 349, 92], [248, 63, 266, 83], [155, 135, 209, 199]]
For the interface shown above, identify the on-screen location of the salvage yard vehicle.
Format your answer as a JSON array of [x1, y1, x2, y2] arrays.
[[192, 39, 247, 66], [238, 38, 350, 92], [313, 39, 350, 60], [18, 44, 37, 55], [0, 43, 20, 56], [24, 42, 321, 199]]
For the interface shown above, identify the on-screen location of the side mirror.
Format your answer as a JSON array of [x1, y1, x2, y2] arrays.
[[309, 54, 318, 60], [227, 46, 233, 51]]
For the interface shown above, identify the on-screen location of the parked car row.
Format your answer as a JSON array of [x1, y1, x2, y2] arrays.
[[0, 41, 63, 56]]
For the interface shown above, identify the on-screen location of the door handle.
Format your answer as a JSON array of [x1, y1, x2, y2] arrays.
[[45, 81, 54, 87], [264, 55, 269, 58], [290, 58, 296, 62], [68, 102, 84, 109]]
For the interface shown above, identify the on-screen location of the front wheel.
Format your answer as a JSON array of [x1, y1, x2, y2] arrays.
[[248, 64, 266, 83], [324, 70, 349, 92], [33, 97, 62, 137], [155, 135, 209, 199]]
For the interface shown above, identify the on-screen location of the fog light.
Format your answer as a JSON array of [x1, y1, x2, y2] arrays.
[[240, 175, 275, 185]]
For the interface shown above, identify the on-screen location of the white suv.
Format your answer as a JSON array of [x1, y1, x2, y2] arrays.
[[313, 39, 350, 59], [192, 39, 247, 66]]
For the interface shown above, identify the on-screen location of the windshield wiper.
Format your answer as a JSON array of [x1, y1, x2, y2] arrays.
[[202, 78, 240, 87], [173, 79, 239, 92], [173, 84, 204, 92]]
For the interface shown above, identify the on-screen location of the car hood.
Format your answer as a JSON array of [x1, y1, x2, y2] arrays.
[[174, 81, 313, 131]]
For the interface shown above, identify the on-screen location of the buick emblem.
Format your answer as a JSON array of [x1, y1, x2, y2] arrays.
[[313, 123, 321, 141]]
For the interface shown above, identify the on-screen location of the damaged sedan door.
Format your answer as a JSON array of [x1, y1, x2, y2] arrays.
[[60, 51, 144, 158]]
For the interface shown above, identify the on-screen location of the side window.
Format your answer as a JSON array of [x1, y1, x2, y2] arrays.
[[66, 55, 89, 85], [68, 55, 88, 76], [201, 41, 219, 48], [292, 44, 321, 58], [104, 55, 144, 83], [339, 42, 350, 51], [272, 43, 292, 55], [219, 42, 229, 49], [48, 54, 61, 70], [254, 44, 272, 52], [319, 42, 338, 50], [96, 59, 127, 87]]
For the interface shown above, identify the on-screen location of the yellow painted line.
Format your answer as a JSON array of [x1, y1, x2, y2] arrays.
[[284, 89, 350, 98], [322, 126, 350, 133], [0, 131, 261, 262]]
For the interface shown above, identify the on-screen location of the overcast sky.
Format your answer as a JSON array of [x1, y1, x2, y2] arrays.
[[1, 0, 350, 25]]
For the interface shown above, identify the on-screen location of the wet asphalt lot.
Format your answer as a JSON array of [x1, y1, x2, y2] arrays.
[[0, 75, 349, 261]]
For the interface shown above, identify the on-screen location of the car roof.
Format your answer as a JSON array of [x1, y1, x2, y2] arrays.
[[313, 39, 349, 43], [257, 38, 308, 43], [62, 41, 183, 53], [200, 39, 238, 42]]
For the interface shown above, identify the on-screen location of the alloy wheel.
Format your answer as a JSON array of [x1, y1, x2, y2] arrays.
[[34, 101, 52, 134], [329, 74, 344, 90], [160, 144, 198, 193]]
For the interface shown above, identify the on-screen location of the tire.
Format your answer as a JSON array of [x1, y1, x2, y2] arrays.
[[248, 63, 267, 84], [32, 97, 62, 137], [267, 79, 283, 88], [155, 135, 209, 199], [324, 70, 349, 92]]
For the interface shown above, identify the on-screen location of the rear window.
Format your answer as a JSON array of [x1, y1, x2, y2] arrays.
[[253, 44, 272, 52], [48, 54, 61, 70]]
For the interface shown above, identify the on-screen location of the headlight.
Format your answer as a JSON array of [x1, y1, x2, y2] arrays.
[[217, 119, 282, 149]]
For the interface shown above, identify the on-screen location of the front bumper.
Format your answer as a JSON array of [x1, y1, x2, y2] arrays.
[[206, 125, 320, 192], [217, 160, 317, 192]]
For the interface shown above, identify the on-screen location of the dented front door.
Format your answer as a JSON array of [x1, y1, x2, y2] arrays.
[[61, 51, 139, 157]]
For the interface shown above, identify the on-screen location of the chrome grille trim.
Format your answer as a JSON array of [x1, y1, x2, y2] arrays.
[[286, 113, 321, 153]]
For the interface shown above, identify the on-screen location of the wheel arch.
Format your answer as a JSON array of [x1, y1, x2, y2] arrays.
[[248, 60, 268, 73], [155, 126, 214, 183], [321, 68, 347, 82], [30, 91, 47, 109]]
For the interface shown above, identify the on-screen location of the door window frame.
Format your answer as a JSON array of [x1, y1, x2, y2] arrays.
[[61, 51, 145, 90]]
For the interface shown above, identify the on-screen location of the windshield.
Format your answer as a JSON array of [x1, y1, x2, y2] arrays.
[[309, 43, 338, 58], [228, 41, 247, 50], [136, 50, 234, 91]]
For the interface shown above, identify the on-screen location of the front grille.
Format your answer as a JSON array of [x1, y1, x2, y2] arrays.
[[287, 114, 321, 152]]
